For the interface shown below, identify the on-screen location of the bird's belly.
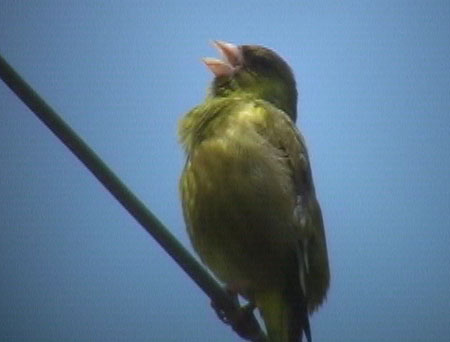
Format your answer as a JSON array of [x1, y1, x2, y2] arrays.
[[181, 138, 297, 294]]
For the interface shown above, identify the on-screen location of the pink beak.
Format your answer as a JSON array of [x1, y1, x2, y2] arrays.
[[203, 40, 243, 77]]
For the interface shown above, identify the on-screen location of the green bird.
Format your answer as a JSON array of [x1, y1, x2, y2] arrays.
[[179, 41, 329, 342]]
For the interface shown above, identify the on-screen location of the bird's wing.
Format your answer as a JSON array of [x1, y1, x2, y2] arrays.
[[256, 99, 330, 313]]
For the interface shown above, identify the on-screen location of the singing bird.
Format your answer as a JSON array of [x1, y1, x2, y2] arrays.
[[179, 41, 329, 342]]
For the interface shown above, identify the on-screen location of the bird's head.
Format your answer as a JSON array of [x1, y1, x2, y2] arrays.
[[203, 40, 298, 121]]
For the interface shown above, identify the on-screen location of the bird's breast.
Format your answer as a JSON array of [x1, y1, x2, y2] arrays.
[[180, 128, 297, 293]]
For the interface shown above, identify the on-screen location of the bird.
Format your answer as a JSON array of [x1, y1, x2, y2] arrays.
[[179, 40, 329, 342]]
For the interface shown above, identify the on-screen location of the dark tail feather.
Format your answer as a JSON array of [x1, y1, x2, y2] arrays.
[[288, 250, 311, 342], [303, 312, 311, 342], [287, 283, 311, 342]]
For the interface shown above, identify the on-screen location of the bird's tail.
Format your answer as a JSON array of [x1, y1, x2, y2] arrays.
[[256, 284, 310, 342]]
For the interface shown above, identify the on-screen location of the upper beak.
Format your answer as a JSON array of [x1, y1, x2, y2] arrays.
[[203, 40, 243, 77]]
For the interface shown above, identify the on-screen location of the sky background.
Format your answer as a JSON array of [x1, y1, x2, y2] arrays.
[[1, 1, 450, 341]]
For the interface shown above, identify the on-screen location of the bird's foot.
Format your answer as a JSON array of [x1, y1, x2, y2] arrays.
[[211, 286, 240, 324], [211, 287, 264, 341]]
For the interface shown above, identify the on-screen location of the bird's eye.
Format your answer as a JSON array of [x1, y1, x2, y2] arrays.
[[250, 55, 273, 72]]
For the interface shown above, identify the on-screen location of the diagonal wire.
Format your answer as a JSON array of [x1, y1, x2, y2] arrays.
[[0, 52, 267, 342]]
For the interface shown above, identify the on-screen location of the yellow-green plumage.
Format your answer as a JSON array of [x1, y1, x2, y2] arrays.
[[179, 42, 329, 342]]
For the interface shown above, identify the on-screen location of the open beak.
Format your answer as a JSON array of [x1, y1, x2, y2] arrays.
[[203, 40, 243, 77]]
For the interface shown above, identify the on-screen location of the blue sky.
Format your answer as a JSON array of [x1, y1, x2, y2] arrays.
[[1, 1, 449, 341]]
